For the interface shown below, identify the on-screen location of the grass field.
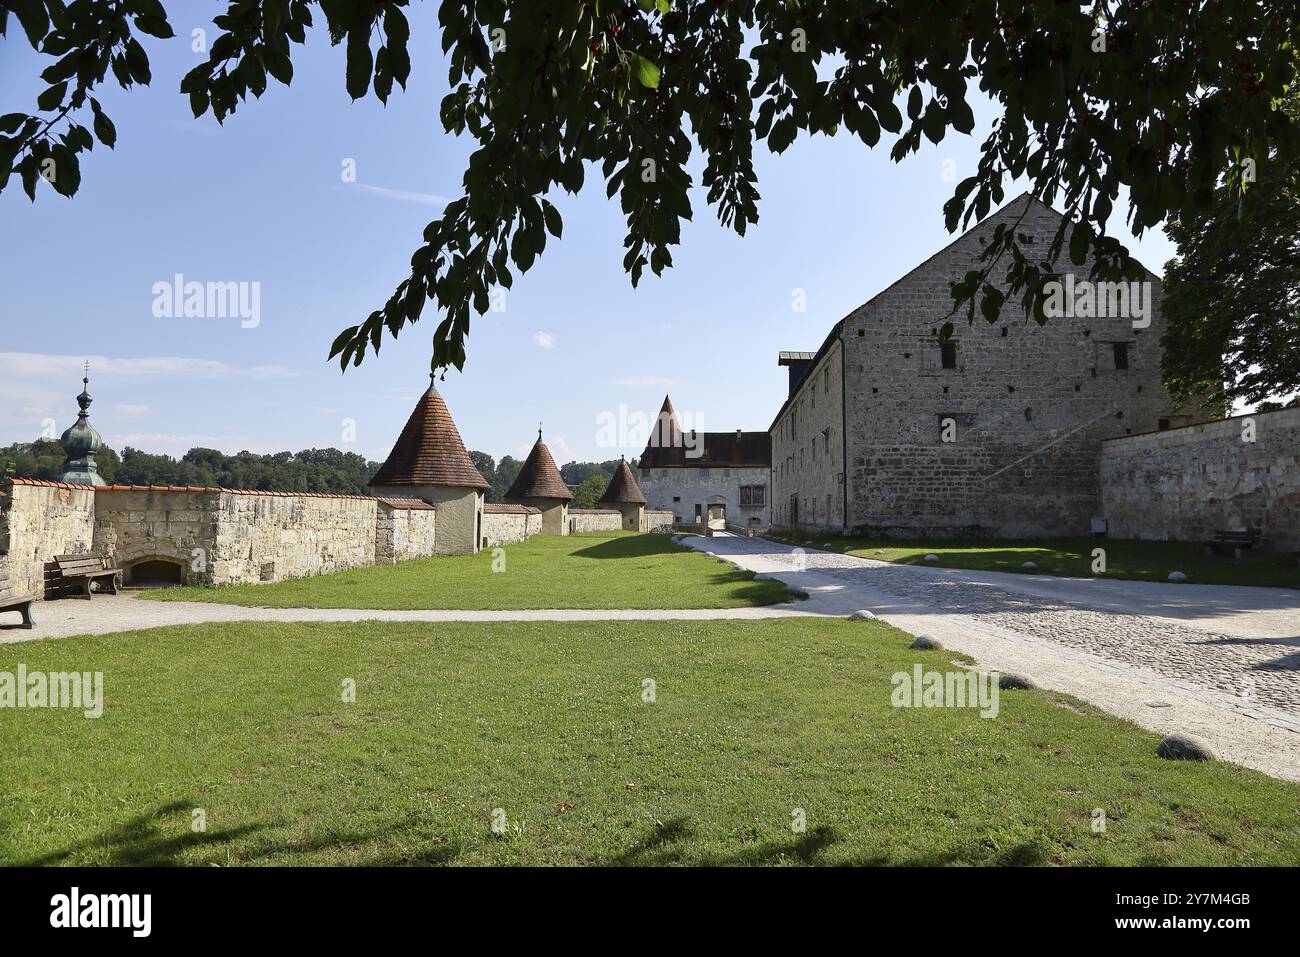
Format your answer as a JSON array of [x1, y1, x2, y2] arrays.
[[3, 618, 1297, 866], [767, 532, 1300, 589], [140, 532, 789, 609]]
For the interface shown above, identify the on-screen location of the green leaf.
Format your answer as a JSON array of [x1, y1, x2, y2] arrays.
[[1068, 222, 1089, 266], [346, 30, 372, 100], [37, 82, 67, 112], [540, 198, 562, 239], [92, 107, 117, 147], [124, 38, 152, 84], [133, 15, 174, 39], [629, 53, 660, 90], [11, 0, 50, 48], [0, 113, 28, 135]]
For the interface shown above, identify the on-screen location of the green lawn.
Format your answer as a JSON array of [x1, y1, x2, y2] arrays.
[[3, 618, 1297, 866], [140, 532, 788, 609], [768, 532, 1300, 589]]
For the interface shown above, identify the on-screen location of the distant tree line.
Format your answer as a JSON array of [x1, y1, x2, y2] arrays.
[[3, 440, 630, 505]]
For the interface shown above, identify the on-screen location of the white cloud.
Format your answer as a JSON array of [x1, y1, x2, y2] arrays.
[[354, 183, 454, 207], [0, 352, 297, 381], [610, 375, 677, 388], [533, 331, 556, 349], [112, 404, 151, 416]]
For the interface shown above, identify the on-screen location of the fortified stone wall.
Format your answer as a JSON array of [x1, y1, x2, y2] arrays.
[[568, 509, 624, 534], [642, 509, 674, 531], [482, 505, 541, 546], [637, 465, 771, 529], [376, 502, 438, 565], [93, 487, 222, 584], [771, 340, 845, 529], [0, 480, 97, 597], [836, 195, 1193, 538], [1100, 408, 1300, 552]]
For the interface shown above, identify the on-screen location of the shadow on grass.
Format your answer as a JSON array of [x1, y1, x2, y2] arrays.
[[19, 799, 263, 866], [572, 534, 684, 559]]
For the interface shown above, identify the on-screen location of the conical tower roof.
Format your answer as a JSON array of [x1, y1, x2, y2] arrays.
[[369, 377, 489, 489], [598, 459, 646, 505], [505, 428, 573, 500], [649, 394, 681, 449]]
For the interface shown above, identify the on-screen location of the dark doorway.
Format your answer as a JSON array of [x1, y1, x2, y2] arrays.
[[127, 559, 184, 587], [789, 495, 799, 527]]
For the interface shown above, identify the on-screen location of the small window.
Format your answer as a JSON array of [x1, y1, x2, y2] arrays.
[[1158, 418, 1171, 430], [940, 341, 957, 369], [672, 496, 680, 503], [1113, 342, 1129, 370]]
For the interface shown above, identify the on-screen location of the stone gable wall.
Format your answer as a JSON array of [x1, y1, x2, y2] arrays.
[[833, 196, 1193, 538], [1099, 408, 1300, 552]]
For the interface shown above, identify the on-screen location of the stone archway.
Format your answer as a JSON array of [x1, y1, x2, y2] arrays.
[[126, 557, 186, 587]]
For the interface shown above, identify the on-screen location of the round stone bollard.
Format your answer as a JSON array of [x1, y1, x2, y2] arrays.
[[716, 557, 729, 564], [998, 672, 1036, 690], [924, 554, 939, 562], [848, 609, 876, 621], [909, 635, 943, 650], [1168, 571, 1188, 582], [1022, 560, 1038, 570], [1156, 733, 1217, 762]]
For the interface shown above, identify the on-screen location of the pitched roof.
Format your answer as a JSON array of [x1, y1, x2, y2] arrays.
[[484, 502, 540, 515], [598, 460, 647, 504], [504, 432, 573, 500], [651, 394, 680, 448], [369, 379, 490, 489], [638, 430, 772, 469]]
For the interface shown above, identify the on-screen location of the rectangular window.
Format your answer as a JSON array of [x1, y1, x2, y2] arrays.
[[672, 496, 680, 503], [1113, 342, 1129, 370], [940, 341, 957, 369]]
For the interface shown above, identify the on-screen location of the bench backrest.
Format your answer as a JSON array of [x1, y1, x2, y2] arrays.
[[53, 554, 109, 576]]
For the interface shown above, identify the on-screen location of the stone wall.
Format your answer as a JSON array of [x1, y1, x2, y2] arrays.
[[0, 480, 97, 597], [376, 502, 438, 565], [568, 509, 624, 533], [771, 339, 845, 529], [637, 465, 771, 530], [373, 484, 482, 555], [642, 509, 674, 531], [482, 504, 541, 546], [1099, 408, 1300, 552], [93, 487, 222, 584]]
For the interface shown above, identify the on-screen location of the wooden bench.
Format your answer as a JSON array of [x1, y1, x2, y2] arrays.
[[0, 570, 36, 629], [52, 554, 122, 598], [1206, 529, 1261, 561]]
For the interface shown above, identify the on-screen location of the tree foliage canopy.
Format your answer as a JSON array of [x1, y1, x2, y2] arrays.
[[4, 1, 1297, 376]]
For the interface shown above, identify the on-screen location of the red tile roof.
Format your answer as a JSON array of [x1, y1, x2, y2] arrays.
[[598, 460, 647, 504], [569, 508, 620, 515], [6, 477, 432, 505], [369, 381, 490, 489], [505, 434, 573, 500]]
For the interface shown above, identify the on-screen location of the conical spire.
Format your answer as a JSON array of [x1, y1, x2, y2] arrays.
[[57, 368, 104, 485], [650, 394, 681, 449], [369, 374, 489, 488], [505, 431, 573, 500], [598, 458, 647, 505]]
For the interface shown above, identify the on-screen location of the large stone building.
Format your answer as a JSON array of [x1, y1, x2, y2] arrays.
[[637, 396, 771, 530], [771, 194, 1202, 537]]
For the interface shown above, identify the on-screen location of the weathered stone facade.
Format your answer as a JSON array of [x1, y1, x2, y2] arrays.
[[1100, 408, 1300, 552], [0, 482, 96, 597], [0, 480, 438, 594], [481, 504, 543, 546], [568, 508, 625, 533], [772, 195, 1201, 537], [637, 465, 772, 529], [371, 483, 483, 557]]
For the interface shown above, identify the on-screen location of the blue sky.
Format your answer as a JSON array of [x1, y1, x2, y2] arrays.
[[0, 13, 1176, 466]]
